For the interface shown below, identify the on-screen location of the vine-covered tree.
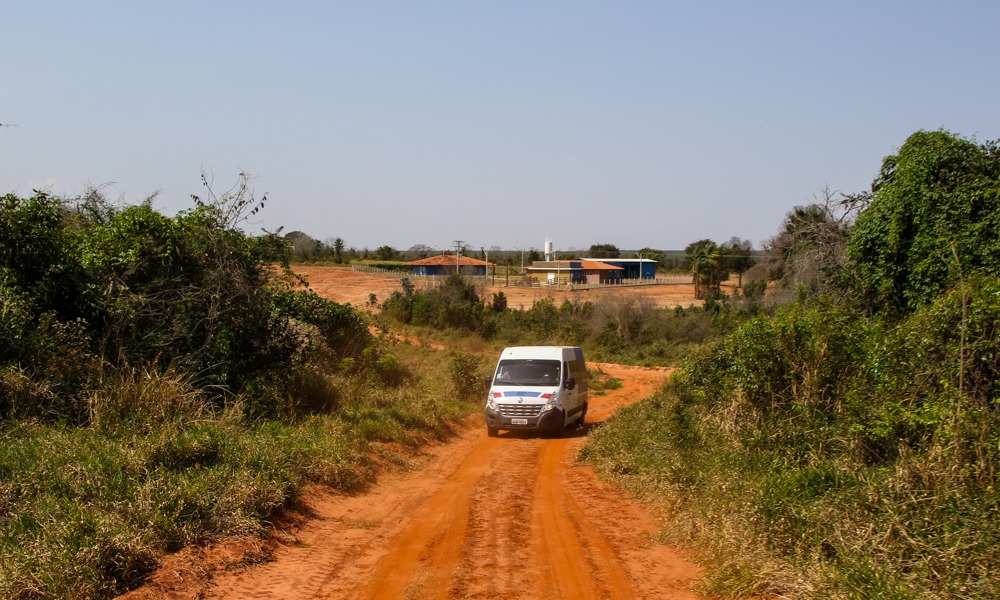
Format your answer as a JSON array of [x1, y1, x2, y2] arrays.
[[846, 130, 1000, 316]]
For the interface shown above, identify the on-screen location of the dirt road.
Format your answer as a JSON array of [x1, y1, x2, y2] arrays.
[[124, 363, 706, 599]]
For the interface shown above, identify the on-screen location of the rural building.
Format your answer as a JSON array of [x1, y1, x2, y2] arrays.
[[407, 254, 493, 276], [525, 260, 624, 285], [588, 258, 657, 280]]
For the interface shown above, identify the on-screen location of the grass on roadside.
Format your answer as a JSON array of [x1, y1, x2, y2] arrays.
[[0, 343, 479, 599], [582, 379, 1000, 599]]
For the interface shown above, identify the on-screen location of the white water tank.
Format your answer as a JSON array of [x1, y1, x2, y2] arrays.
[[544, 239, 553, 262]]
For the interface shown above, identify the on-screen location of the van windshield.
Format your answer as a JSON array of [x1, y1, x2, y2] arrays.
[[493, 359, 561, 386]]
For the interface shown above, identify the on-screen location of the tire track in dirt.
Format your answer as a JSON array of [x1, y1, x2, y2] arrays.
[[530, 436, 636, 599], [354, 438, 507, 599], [119, 363, 706, 600]]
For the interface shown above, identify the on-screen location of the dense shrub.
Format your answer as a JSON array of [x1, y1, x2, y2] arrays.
[[0, 193, 87, 322], [0, 185, 376, 422], [380, 278, 732, 365], [272, 289, 371, 362], [381, 274, 486, 330]]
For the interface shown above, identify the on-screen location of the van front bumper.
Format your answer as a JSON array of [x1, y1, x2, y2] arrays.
[[485, 405, 563, 433]]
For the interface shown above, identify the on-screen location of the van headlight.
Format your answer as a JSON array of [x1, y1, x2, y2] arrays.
[[542, 395, 558, 412], [486, 397, 497, 410]]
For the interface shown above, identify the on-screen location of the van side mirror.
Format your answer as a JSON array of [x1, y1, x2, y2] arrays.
[[484, 375, 493, 388], [564, 376, 576, 390]]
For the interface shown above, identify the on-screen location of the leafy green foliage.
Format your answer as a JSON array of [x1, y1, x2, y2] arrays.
[[686, 239, 724, 299], [79, 203, 299, 393], [0, 193, 86, 321], [0, 181, 376, 422], [382, 274, 486, 330], [448, 352, 484, 401], [847, 130, 1000, 316], [587, 243, 620, 258], [272, 289, 370, 362], [380, 273, 737, 364]]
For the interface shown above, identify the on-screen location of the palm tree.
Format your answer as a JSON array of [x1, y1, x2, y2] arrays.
[[688, 241, 722, 299]]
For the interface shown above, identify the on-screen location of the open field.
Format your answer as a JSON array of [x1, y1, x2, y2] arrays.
[[290, 265, 729, 310]]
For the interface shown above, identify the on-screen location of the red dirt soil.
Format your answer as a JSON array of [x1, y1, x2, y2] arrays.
[[120, 363, 707, 599]]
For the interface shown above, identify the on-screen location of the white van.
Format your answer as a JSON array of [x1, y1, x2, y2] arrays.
[[484, 346, 588, 437]]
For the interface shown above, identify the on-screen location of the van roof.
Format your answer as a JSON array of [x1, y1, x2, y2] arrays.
[[498, 346, 584, 360]]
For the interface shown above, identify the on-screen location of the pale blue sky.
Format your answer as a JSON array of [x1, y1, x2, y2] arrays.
[[3, 1, 998, 252]]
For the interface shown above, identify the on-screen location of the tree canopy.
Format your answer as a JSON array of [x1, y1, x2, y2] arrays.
[[685, 239, 723, 299], [588, 243, 620, 258]]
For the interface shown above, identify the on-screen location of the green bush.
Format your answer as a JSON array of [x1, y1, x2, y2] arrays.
[[0, 184, 387, 421], [272, 289, 371, 361], [449, 352, 484, 401]]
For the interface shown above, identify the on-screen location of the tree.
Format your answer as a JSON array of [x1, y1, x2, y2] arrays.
[[406, 244, 433, 260], [758, 185, 858, 300], [846, 130, 1000, 316], [81, 176, 296, 392], [588, 243, 620, 258], [285, 231, 321, 260], [686, 239, 723, 299], [636, 247, 663, 267], [374, 245, 397, 261], [332, 237, 345, 263], [722, 237, 755, 288]]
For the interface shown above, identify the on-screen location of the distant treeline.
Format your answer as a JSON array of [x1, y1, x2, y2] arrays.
[[284, 233, 764, 274]]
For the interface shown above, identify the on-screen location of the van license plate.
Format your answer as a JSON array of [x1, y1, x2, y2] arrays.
[[511, 418, 528, 425]]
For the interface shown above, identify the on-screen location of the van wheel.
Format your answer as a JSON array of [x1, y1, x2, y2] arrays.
[[578, 402, 588, 426], [487, 426, 499, 437]]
